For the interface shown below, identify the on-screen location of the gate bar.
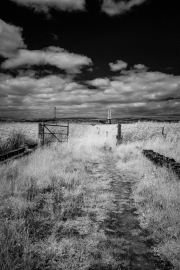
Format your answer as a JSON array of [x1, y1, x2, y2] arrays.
[[44, 125, 62, 143]]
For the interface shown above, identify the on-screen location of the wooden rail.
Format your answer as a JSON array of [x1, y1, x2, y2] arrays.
[[142, 149, 180, 178], [0, 143, 38, 164]]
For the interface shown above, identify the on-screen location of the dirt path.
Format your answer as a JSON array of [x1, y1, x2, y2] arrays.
[[91, 153, 172, 270]]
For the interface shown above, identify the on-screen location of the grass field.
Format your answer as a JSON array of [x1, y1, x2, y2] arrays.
[[116, 121, 180, 269], [0, 122, 38, 142], [0, 121, 180, 269]]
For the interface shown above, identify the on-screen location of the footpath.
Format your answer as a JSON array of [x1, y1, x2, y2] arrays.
[[91, 153, 172, 270]]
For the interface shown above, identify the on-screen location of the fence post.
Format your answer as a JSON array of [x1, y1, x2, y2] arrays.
[[116, 123, 122, 145], [67, 122, 69, 139], [42, 123, 44, 146], [162, 127, 167, 139], [38, 123, 42, 138], [162, 127, 164, 136], [38, 123, 43, 145]]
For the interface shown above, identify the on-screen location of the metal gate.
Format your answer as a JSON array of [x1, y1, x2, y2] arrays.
[[38, 122, 69, 145]]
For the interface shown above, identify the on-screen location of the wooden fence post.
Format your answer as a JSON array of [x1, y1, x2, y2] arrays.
[[67, 122, 69, 137], [162, 127, 167, 139], [162, 127, 164, 136], [38, 123, 42, 138], [38, 123, 43, 145], [42, 123, 44, 146], [116, 123, 122, 145]]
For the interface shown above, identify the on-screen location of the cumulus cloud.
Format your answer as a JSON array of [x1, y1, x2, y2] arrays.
[[11, 0, 148, 16], [1, 70, 180, 118], [101, 0, 148, 16], [134, 64, 147, 69], [109, 60, 128, 71], [11, 0, 85, 11], [64, 82, 83, 91], [0, 74, 100, 118], [0, 19, 26, 58], [9, 0, 149, 16], [88, 78, 110, 87], [111, 72, 180, 104], [1, 47, 92, 74], [87, 71, 180, 117]]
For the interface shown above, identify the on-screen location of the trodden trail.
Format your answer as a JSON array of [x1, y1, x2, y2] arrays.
[[90, 153, 172, 270]]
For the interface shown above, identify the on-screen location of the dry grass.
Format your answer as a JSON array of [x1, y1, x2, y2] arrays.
[[116, 121, 180, 269], [0, 122, 38, 142], [1, 121, 180, 269], [0, 124, 117, 270]]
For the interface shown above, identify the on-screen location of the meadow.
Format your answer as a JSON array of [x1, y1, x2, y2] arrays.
[[116, 121, 180, 269], [0, 121, 180, 269], [0, 122, 38, 142]]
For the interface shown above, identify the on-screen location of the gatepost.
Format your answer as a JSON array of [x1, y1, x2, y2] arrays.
[[116, 123, 122, 145]]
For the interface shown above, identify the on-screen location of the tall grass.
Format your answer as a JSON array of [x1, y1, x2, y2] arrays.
[[116, 121, 180, 269], [1, 121, 180, 269], [0, 124, 117, 270]]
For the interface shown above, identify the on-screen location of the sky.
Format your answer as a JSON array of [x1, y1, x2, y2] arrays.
[[0, 0, 180, 119]]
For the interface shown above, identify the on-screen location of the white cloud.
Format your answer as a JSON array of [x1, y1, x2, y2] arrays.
[[1, 47, 92, 74], [102, 0, 148, 16], [64, 82, 83, 91], [134, 64, 147, 69], [109, 60, 128, 71], [11, 0, 85, 11], [88, 78, 110, 87], [11, 0, 148, 16], [1, 70, 180, 118], [0, 74, 101, 118], [0, 19, 26, 58], [87, 71, 180, 117]]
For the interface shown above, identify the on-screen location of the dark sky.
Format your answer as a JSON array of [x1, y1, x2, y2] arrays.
[[0, 0, 180, 119]]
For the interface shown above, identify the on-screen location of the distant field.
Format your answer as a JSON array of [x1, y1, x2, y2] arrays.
[[0, 122, 39, 142], [0, 122, 117, 144], [121, 121, 180, 162], [1, 121, 180, 151], [122, 121, 180, 143]]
